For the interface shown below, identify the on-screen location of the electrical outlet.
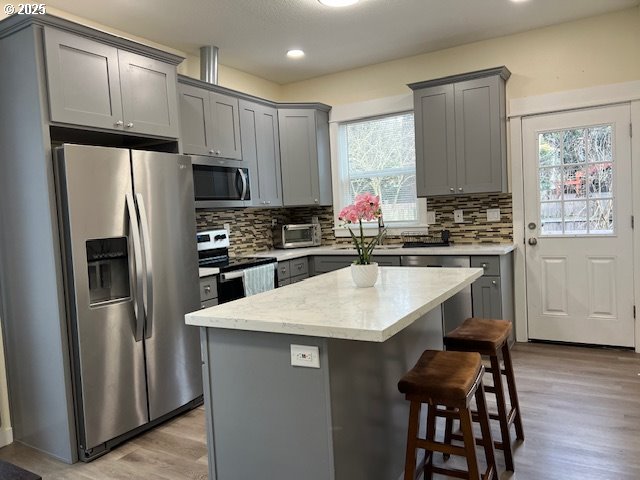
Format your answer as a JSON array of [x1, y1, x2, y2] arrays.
[[290, 344, 320, 368], [487, 208, 501, 222], [271, 218, 278, 227], [426, 211, 436, 225], [311, 216, 319, 224], [454, 209, 464, 223], [223, 223, 231, 235]]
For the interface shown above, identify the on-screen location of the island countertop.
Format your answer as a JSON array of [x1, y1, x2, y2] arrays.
[[186, 266, 483, 342]]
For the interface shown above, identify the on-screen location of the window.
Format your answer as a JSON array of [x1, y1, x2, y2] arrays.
[[538, 125, 615, 236], [339, 112, 420, 226]]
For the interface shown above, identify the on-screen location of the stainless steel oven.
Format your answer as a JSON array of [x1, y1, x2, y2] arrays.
[[191, 156, 250, 208]]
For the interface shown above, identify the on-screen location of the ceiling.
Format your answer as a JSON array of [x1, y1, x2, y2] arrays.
[[46, 0, 640, 84]]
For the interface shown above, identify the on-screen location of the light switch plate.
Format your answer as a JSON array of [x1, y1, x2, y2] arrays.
[[223, 223, 231, 235], [426, 211, 436, 225], [290, 344, 320, 368], [454, 209, 464, 223], [487, 208, 501, 222]]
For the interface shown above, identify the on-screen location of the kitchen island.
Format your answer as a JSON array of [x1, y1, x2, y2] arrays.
[[186, 266, 483, 480]]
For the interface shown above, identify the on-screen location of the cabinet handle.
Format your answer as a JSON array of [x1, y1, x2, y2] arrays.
[[491, 281, 497, 286], [209, 149, 215, 155], [449, 187, 455, 193], [314, 198, 319, 203], [458, 187, 463, 192], [215, 150, 222, 156], [126, 122, 134, 128], [297, 264, 302, 270], [482, 263, 487, 269], [204, 285, 211, 294], [267, 201, 271, 204], [114, 120, 123, 127]]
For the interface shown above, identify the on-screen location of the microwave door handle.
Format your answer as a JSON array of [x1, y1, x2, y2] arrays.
[[136, 193, 154, 339], [238, 169, 248, 200], [126, 193, 145, 342]]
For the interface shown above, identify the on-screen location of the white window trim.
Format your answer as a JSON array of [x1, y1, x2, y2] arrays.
[[329, 94, 428, 237]]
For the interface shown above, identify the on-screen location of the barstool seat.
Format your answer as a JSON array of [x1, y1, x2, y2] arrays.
[[444, 318, 524, 473], [399, 350, 497, 480], [398, 350, 482, 403]]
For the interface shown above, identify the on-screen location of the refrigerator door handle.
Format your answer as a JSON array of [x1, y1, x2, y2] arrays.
[[238, 169, 248, 201], [125, 192, 145, 342], [136, 193, 154, 340]]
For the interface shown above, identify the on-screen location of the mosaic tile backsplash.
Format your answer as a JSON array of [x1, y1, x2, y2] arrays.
[[195, 193, 513, 255]]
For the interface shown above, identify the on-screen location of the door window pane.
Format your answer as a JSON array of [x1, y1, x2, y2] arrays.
[[538, 125, 614, 236]]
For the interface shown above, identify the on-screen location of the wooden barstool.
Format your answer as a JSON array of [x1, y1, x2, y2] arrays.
[[398, 350, 497, 480], [443, 318, 525, 472]]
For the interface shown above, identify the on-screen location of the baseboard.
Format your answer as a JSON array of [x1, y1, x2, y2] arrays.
[[0, 427, 13, 448]]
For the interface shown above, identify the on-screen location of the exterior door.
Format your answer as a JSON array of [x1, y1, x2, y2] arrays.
[[56, 145, 148, 451], [131, 151, 202, 421], [523, 105, 634, 347]]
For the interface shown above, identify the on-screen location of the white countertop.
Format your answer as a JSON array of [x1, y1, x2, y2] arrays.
[[186, 266, 483, 342], [255, 244, 515, 261], [199, 267, 220, 278]]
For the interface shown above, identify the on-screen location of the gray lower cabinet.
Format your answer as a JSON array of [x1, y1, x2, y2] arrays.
[[409, 67, 509, 197], [278, 108, 332, 207], [240, 100, 283, 207], [44, 26, 179, 138], [470, 255, 513, 325], [178, 83, 242, 160], [200, 276, 218, 309], [277, 258, 309, 286]]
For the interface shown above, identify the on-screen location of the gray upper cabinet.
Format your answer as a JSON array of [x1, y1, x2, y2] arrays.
[[278, 108, 332, 207], [178, 84, 242, 160], [239, 100, 283, 207], [210, 92, 242, 160], [409, 67, 509, 197], [118, 50, 179, 138], [179, 83, 214, 156], [44, 26, 180, 138], [44, 27, 123, 131]]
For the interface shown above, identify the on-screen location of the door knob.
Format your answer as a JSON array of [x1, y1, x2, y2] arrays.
[[528, 238, 538, 246], [528, 222, 537, 230]]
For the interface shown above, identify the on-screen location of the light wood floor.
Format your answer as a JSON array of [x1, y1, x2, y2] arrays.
[[1, 342, 639, 479]]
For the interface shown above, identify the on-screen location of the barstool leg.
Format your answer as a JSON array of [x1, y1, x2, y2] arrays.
[[404, 400, 421, 480], [502, 343, 525, 441], [442, 416, 454, 460], [424, 404, 436, 480], [459, 406, 480, 480], [490, 353, 514, 472], [475, 382, 498, 480]]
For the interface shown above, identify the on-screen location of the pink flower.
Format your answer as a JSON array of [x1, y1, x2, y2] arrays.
[[338, 205, 359, 224], [353, 193, 382, 221]]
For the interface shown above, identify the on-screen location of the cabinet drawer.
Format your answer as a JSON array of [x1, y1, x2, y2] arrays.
[[201, 298, 218, 309], [277, 261, 291, 280], [199, 277, 218, 301], [471, 256, 500, 276], [290, 258, 309, 277], [278, 278, 291, 288]]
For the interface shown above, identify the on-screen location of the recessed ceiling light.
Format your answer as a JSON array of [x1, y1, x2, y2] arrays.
[[287, 49, 305, 59], [510, 0, 530, 3], [318, 0, 359, 7]]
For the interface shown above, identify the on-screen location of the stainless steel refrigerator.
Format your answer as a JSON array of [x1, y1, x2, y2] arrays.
[[55, 144, 202, 461]]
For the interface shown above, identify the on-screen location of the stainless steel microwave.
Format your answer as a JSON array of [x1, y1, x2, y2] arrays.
[[191, 156, 250, 208], [272, 224, 322, 249]]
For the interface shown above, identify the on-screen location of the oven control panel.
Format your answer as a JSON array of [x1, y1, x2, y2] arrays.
[[197, 229, 230, 251]]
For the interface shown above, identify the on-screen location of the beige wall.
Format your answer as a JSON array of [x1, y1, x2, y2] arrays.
[[280, 7, 640, 107]]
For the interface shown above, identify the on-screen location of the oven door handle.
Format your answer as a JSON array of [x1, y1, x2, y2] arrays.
[[220, 270, 244, 282], [238, 169, 248, 200]]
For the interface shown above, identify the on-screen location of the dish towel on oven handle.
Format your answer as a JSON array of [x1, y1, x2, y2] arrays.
[[243, 263, 276, 296]]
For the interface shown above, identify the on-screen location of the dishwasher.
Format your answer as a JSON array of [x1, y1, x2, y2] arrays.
[[401, 256, 472, 334]]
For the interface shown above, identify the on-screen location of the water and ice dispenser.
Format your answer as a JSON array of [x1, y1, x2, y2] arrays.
[[86, 237, 131, 305]]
